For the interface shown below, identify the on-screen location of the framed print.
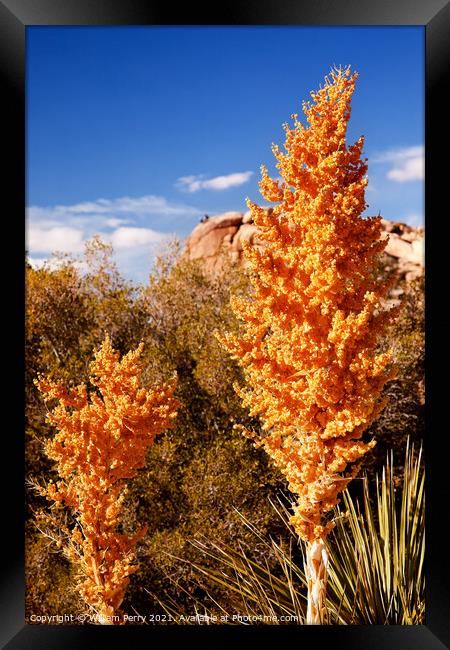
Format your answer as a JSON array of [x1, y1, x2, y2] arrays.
[[1, 0, 449, 647]]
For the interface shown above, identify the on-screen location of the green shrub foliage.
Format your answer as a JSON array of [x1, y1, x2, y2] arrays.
[[25, 237, 424, 621]]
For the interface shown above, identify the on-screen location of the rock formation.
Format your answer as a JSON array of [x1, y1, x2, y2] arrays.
[[184, 210, 424, 282]]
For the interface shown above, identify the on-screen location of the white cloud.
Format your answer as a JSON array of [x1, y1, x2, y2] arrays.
[[177, 171, 253, 193], [27, 225, 85, 254], [27, 194, 203, 224], [27, 256, 49, 270], [26, 193, 192, 283], [372, 145, 424, 183], [387, 157, 424, 182], [110, 227, 168, 250], [27, 255, 86, 272], [79, 195, 202, 216], [26, 193, 202, 256], [372, 145, 423, 163], [104, 218, 130, 228]]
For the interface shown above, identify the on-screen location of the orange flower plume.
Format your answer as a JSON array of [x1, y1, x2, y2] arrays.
[[217, 66, 398, 545], [35, 336, 179, 623]]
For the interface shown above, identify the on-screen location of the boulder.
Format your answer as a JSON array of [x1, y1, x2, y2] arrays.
[[187, 225, 239, 260], [188, 211, 243, 247], [384, 233, 416, 261], [231, 223, 259, 252], [183, 210, 424, 280]]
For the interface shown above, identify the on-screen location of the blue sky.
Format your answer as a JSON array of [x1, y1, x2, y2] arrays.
[[26, 26, 424, 283]]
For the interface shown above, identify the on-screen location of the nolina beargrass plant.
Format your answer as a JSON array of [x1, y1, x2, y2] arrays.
[[34, 337, 179, 623], [217, 66, 399, 623]]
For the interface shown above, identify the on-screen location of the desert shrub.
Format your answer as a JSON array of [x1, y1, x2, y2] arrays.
[[363, 273, 424, 479], [121, 249, 288, 615], [25, 232, 424, 621], [33, 338, 179, 623], [26, 241, 149, 486], [25, 526, 83, 622], [26, 240, 288, 621], [26, 242, 153, 620]]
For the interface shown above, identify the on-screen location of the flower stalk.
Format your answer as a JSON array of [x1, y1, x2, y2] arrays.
[[217, 66, 398, 623], [34, 336, 179, 623], [305, 539, 328, 624]]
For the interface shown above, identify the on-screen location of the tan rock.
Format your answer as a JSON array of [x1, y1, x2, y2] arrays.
[[405, 269, 423, 282], [231, 223, 258, 252], [401, 231, 420, 243], [187, 212, 243, 247], [384, 233, 414, 261], [213, 211, 244, 225], [411, 238, 424, 264], [380, 218, 395, 233], [183, 210, 424, 279], [188, 225, 238, 260]]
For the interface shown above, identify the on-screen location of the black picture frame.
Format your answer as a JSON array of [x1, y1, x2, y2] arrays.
[[2, 1, 449, 648]]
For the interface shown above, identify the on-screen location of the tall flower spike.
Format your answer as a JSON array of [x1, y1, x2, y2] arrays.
[[34, 336, 179, 623], [216, 66, 399, 624]]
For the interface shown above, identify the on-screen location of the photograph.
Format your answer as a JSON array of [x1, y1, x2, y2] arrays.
[[23, 23, 428, 629]]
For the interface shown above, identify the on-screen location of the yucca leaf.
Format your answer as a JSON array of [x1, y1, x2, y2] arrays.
[[156, 441, 424, 625]]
